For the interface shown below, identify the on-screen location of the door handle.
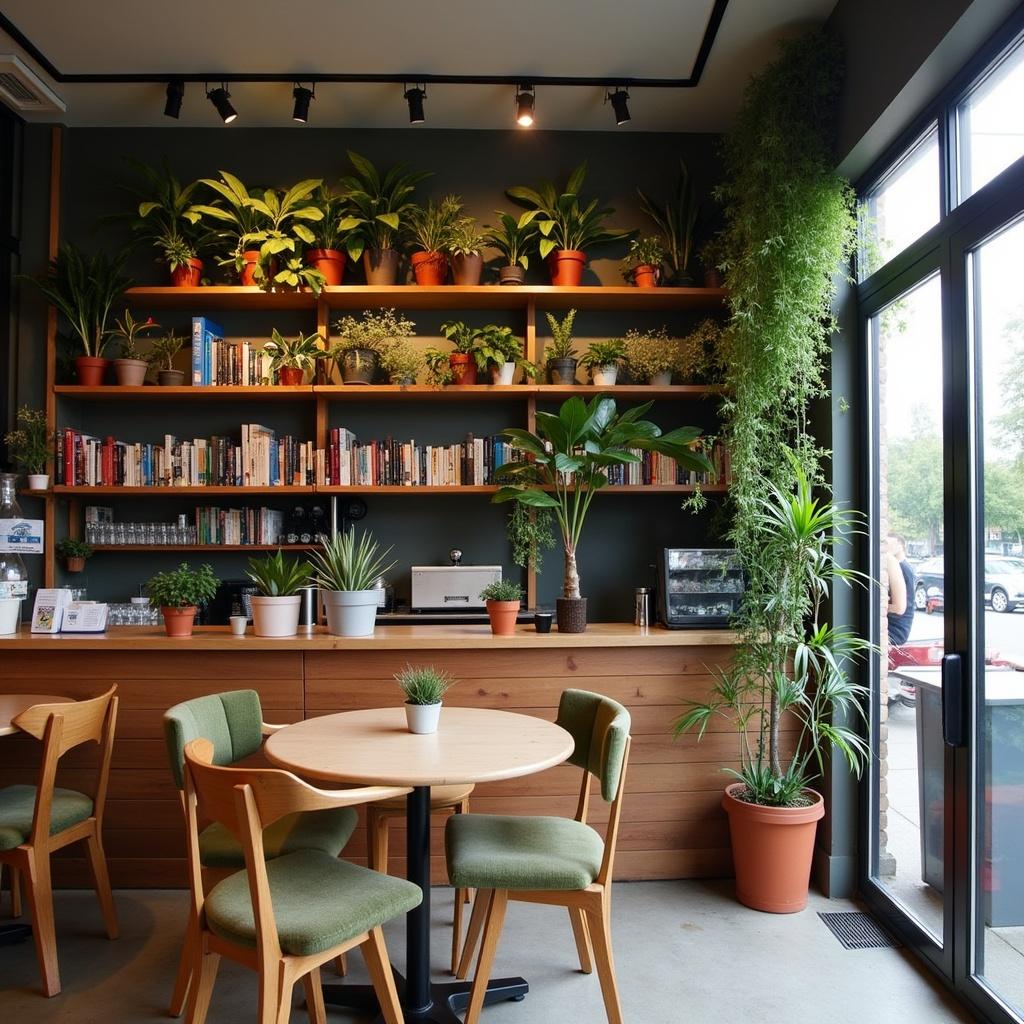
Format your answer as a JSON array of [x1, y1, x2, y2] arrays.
[[942, 652, 964, 747]]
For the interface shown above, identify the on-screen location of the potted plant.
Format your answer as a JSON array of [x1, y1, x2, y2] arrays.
[[623, 327, 678, 386], [544, 309, 578, 384], [4, 406, 53, 490], [110, 309, 159, 386], [424, 347, 454, 387], [480, 579, 523, 636], [246, 549, 311, 637], [20, 244, 130, 386], [305, 184, 350, 285], [673, 460, 869, 912], [699, 236, 726, 289], [148, 331, 188, 386], [449, 216, 487, 286], [56, 537, 92, 573], [395, 664, 454, 735], [474, 325, 529, 386], [145, 562, 219, 637], [676, 319, 724, 384], [309, 527, 396, 637], [440, 320, 482, 386], [330, 308, 416, 385], [637, 159, 700, 285], [338, 151, 431, 285], [580, 339, 625, 386], [484, 211, 538, 285], [263, 329, 325, 386], [494, 395, 709, 632], [379, 337, 423, 386], [621, 236, 666, 288], [507, 162, 628, 286], [406, 195, 461, 285]]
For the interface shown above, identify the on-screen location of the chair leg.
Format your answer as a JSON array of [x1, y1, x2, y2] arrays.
[[362, 926, 403, 1024], [257, 959, 280, 1024], [452, 887, 467, 975], [464, 889, 508, 1024], [273, 961, 296, 1024], [456, 888, 492, 980], [333, 952, 347, 976], [9, 864, 23, 918], [24, 849, 60, 997], [368, 808, 390, 874], [585, 896, 623, 1024], [302, 967, 326, 1024], [568, 906, 593, 974], [184, 948, 219, 1024], [84, 831, 119, 940], [168, 907, 198, 1017]]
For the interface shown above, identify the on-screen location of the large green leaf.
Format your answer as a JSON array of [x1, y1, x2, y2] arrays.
[[535, 410, 568, 451], [557, 395, 589, 446], [500, 428, 547, 457], [554, 453, 583, 474], [376, 213, 400, 230], [565, 161, 587, 196]]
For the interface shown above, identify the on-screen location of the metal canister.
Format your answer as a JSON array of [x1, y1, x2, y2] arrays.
[[298, 585, 318, 631], [634, 587, 650, 627]]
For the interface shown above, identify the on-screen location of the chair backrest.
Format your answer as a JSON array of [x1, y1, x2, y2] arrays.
[[556, 689, 631, 803], [163, 690, 265, 791], [12, 686, 119, 846], [182, 738, 408, 963]]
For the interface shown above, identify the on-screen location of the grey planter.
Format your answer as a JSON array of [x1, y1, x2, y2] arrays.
[[341, 348, 379, 385], [547, 358, 578, 385]]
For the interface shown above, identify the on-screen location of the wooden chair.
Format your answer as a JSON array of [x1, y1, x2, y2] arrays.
[[164, 690, 360, 1017], [446, 689, 631, 1024], [181, 738, 421, 1024], [367, 782, 474, 973], [0, 687, 120, 996]]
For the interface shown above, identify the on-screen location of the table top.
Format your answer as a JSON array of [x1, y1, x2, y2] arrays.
[[892, 666, 1024, 703], [0, 694, 69, 736], [265, 706, 575, 787]]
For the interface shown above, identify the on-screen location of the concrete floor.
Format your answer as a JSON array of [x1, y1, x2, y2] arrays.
[[0, 881, 976, 1023]]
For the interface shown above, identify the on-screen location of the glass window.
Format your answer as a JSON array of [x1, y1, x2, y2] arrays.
[[859, 126, 941, 281], [956, 36, 1024, 201]]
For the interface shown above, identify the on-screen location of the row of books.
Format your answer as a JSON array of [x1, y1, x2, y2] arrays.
[[195, 506, 286, 546], [191, 317, 276, 387], [603, 441, 730, 486]]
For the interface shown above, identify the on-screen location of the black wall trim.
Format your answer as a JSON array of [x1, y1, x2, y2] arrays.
[[0, 1, 728, 89]]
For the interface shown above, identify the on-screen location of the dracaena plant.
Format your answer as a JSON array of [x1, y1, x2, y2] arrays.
[[636, 158, 700, 284], [493, 395, 710, 600], [484, 211, 539, 270], [309, 184, 353, 251], [110, 309, 160, 361], [246, 550, 311, 597], [309, 527, 397, 593], [506, 161, 629, 259]]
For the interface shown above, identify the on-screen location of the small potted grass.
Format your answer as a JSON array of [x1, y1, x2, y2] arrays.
[[480, 579, 523, 636], [57, 537, 93, 574], [580, 339, 625, 387], [145, 562, 219, 637], [309, 527, 396, 637], [396, 664, 454, 734], [246, 550, 311, 637]]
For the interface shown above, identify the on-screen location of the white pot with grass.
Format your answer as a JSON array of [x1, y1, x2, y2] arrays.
[[581, 342, 624, 390], [310, 527, 396, 638], [0, 597, 21, 635], [396, 664, 454, 734], [246, 550, 311, 638]]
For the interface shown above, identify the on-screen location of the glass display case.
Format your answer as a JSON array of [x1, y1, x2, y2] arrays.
[[656, 548, 743, 628]]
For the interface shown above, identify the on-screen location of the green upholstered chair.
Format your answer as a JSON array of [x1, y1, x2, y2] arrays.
[[163, 690, 358, 1017], [446, 688, 632, 1024], [181, 738, 420, 1024]]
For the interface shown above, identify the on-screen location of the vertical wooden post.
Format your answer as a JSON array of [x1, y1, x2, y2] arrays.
[[525, 300, 538, 610], [43, 126, 62, 588]]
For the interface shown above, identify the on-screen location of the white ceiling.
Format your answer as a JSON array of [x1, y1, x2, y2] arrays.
[[0, 0, 838, 131]]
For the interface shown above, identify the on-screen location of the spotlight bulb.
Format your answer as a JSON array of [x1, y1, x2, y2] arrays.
[[208, 86, 237, 124], [515, 86, 535, 128], [164, 80, 184, 119], [405, 86, 426, 124], [609, 89, 631, 126], [292, 85, 314, 123]]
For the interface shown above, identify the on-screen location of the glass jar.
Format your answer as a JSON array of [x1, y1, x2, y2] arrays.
[[0, 473, 29, 605]]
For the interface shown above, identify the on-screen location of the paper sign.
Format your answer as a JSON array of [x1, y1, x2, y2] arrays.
[[31, 588, 71, 633], [61, 602, 108, 633], [0, 518, 44, 554]]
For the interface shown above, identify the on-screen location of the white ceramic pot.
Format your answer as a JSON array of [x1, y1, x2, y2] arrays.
[[649, 370, 673, 387], [405, 701, 442, 734], [250, 595, 301, 637], [322, 589, 379, 637], [0, 597, 21, 635], [591, 365, 618, 387], [27, 474, 49, 491], [491, 362, 516, 386]]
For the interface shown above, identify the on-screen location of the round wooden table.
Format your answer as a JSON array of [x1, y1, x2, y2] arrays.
[[265, 707, 574, 1024]]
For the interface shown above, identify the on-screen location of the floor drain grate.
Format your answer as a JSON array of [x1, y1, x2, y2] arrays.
[[818, 911, 901, 949]]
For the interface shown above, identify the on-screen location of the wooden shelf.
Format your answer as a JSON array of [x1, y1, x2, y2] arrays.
[[51, 483, 726, 497], [54, 385, 315, 401], [319, 485, 499, 494], [52, 486, 315, 496], [316, 384, 536, 402], [91, 544, 317, 552], [535, 384, 724, 399], [123, 286, 316, 310]]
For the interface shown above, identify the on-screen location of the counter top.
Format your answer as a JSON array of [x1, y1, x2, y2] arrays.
[[0, 622, 739, 651]]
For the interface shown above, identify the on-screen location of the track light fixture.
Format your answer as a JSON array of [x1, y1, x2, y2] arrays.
[[515, 85, 535, 128], [292, 83, 314, 123], [163, 79, 184, 119], [404, 84, 426, 124], [207, 83, 237, 123], [607, 88, 631, 125]]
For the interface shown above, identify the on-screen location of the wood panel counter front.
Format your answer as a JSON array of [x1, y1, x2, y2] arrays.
[[0, 624, 740, 887]]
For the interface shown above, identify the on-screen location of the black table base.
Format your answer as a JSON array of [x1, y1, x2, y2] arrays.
[[0, 923, 31, 947]]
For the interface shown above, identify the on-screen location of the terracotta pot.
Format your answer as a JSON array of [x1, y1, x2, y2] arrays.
[[158, 369, 186, 387], [547, 358, 578, 385], [449, 352, 477, 386], [65, 557, 85, 573], [75, 356, 109, 386], [704, 268, 724, 289], [340, 348, 379, 385], [722, 782, 824, 913], [305, 248, 346, 286], [363, 248, 400, 285], [499, 265, 526, 286], [556, 597, 587, 633], [452, 253, 484, 286], [486, 600, 520, 636], [278, 367, 304, 386], [411, 250, 448, 286], [161, 606, 197, 637], [170, 258, 203, 287], [546, 249, 586, 286], [632, 264, 660, 288], [239, 250, 263, 286], [114, 359, 148, 386]]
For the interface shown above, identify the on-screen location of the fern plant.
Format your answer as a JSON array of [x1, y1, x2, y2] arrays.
[[544, 308, 577, 362]]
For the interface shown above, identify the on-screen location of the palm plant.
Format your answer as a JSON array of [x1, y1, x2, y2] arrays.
[[637, 159, 700, 285], [309, 528, 397, 593], [493, 395, 710, 600], [484, 211, 539, 270], [246, 550, 311, 597]]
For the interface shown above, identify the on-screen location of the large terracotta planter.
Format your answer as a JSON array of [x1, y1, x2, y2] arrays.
[[305, 248, 346, 286], [363, 248, 400, 285], [449, 353, 477, 386], [486, 599, 520, 636], [239, 250, 263, 286], [75, 356, 109, 386], [452, 253, 484, 286], [632, 264, 660, 288], [161, 606, 197, 637], [278, 367, 304, 386], [546, 249, 586, 286], [722, 782, 825, 913], [170, 258, 203, 287], [411, 250, 448, 286]]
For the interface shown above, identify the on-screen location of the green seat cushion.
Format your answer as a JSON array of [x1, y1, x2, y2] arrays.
[[204, 849, 422, 957], [199, 806, 358, 868], [446, 813, 604, 891], [0, 785, 93, 848]]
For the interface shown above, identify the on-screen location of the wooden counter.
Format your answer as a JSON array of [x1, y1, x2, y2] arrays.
[[0, 624, 744, 888]]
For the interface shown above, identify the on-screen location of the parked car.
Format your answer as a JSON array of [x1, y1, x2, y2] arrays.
[[912, 555, 1024, 613]]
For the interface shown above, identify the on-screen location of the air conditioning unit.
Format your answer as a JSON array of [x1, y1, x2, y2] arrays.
[[0, 54, 65, 113]]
